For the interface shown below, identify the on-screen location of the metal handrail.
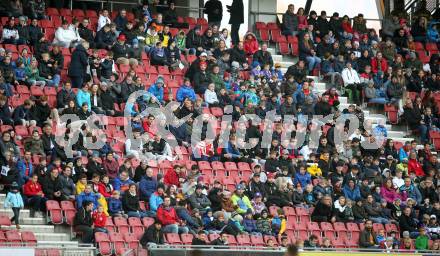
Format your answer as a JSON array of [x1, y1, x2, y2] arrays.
[[69, 0, 205, 13]]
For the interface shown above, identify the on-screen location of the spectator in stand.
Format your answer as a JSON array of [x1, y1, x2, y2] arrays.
[[412, 17, 428, 43], [204, 0, 223, 28], [122, 183, 148, 218], [23, 173, 46, 218], [299, 33, 321, 72], [315, 11, 330, 37], [114, 9, 128, 33], [243, 32, 259, 56], [157, 196, 189, 234], [78, 18, 95, 49], [359, 219, 378, 248], [58, 166, 75, 200], [1, 18, 20, 44], [353, 13, 368, 35], [140, 219, 164, 248], [39, 53, 61, 88], [28, 18, 43, 46], [399, 207, 419, 238], [113, 170, 134, 192], [311, 196, 335, 223], [112, 34, 138, 66], [227, 0, 244, 46], [139, 167, 157, 202], [53, 20, 81, 48], [282, 4, 298, 36], [364, 194, 390, 224], [16, 16, 30, 45], [73, 200, 94, 243], [97, 9, 111, 32], [69, 41, 90, 88], [27, 0, 46, 20], [95, 24, 115, 50], [253, 43, 273, 68], [341, 61, 361, 105]]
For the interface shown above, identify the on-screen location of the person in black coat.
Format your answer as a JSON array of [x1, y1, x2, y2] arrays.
[[56, 82, 76, 109], [192, 231, 209, 245], [95, 25, 115, 50], [204, 0, 223, 28], [315, 11, 330, 37], [78, 18, 95, 48], [192, 62, 211, 94], [73, 201, 94, 244], [399, 207, 418, 237], [41, 168, 64, 201], [140, 221, 164, 247], [311, 196, 335, 222], [227, 0, 244, 46], [28, 18, 43, 46], [68, 41, 90, 88]]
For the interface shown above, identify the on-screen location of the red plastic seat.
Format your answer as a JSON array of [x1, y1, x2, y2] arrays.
[[109, 232, 126, 255], [21, 231, 37, 246], [208, 233, 219, 242], [236, 233, 251, 246], [333, 222, 347, 232], [413, 41, 424, 51], [114, 216, 130, 233], [104, 218, 115, 232], [373, 223, 385, 233], [331, 235, 346, 248], [46, 8, 59, 16], [278, 42, 290, 55], [14, 125, 29, 137], [344, 235, 358, 248], [210, 107, 223, 117], [128, 217, 144, 239], [264, 235, 278, 246], [30, 85, 44, 96], [295, 207, 310, 222], [72, 9, 85, 17], [250, 235, 265, 246], [0, 215, 12, 227], [385, 223, 399, 234], [123, 232, 139, 249], [259, 29, 270, 42], [5, 230, 22, 246], [95, 232, 112, 255], [46, 200, 63, 224], [282, 206, 295, 217], [307, 221, 321, 237], [426, 42, 439, 53], [255, 22, 266, 30], [225, 234, 237, 246], [320, 222, 335, 238], [60, 201, 76, 225], [166, 233, 182, 244], [46, 249, 61, 256], [180, 233, 193, 245], [16, 85, 30, 94]]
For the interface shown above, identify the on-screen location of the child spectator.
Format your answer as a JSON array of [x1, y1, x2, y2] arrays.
[[108, 191, 125, 217], [92, 205, 108, 233], [4, 182, 24, 230], [243, 209, 259, 235], [256, 209, 272, 235]]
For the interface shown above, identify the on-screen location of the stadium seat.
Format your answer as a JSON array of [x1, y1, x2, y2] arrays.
[[426, 42, 439, 54], [95, 232, 112, 256], [295, 207, 310, 222], [128, 217, 144, 239], [142, 217, 155, 228], [46, 249, 62, 256], [109, 232, 126, 255], [180, 233, 193, 245], [236, 233, 251, 246], [225, 234, 237, 246], [250, 235, 265, 246], [20, 231, 37, 247], [60, 201, 76, 225], [46, 200, 63, 224], [5, 230, 22, 246], [320, 222, 335, 238], [114, 217, 130, 234], [166, 233, 182, 245], [123, 232, 139, 249]]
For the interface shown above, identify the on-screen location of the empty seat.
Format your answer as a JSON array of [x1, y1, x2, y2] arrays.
[[60, 201, 76, 225], [109, 232, 126, 255], [250, 235, 265, 246], [236, 233, 251, 246], [46, 200, 63, 224], [180, 233, 193, 245], [20, 231, 37, 246], [95, 232, 112, 255], [5, 230, 22, 246], [128, 217, 144, 239], [166, 233, 182, 244], [114, 216, 130, 233], [123, 232, 139, 249]]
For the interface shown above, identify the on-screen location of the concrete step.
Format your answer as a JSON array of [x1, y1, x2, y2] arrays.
[[34, 232, 71, 241], [37, 241, 79, 247], [372, 123, 392, 130], [2, 224, 54, 233], [272, 54, 283, 62], [0, 209, 38, 219], [314, 82, 326, 91], [387, 131, 407, 137], [389, 137, 414, 143]]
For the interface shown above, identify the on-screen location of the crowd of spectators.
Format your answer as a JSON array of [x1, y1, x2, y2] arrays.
[[0, 0, 439, 253]]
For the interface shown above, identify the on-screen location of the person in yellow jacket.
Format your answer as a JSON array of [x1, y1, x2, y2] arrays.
[[76, 174, 109, 216], [307, 163, 322, 177], [271, 208, 287, 240]]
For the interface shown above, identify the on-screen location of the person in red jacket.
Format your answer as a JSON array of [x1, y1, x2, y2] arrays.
[[102, 152, 119, 180], [243, 32, 259, 56], [156, 196, 189, 234], [408, 151, 424, 176], [371, 52, 388, 74], [164, 165, 182, 187], [23, 173, 47, 217], [92, 205, 108, 233], [98, 175, 113, 198]]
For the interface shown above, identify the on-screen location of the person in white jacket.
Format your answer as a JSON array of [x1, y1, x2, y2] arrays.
[[1, 18, 19, 44], [341, 62, 362, 105], [97, 9, 111, 32], [204, 83, 219, 106], [53, 20, 81, 48]]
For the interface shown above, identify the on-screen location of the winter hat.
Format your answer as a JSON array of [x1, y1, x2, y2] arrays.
[[117, 34, 126, 41], [156, 76, 164, 84], [251, 61, 260, 69], [10, 182, 19, 190], [231, 61, 240, 69]]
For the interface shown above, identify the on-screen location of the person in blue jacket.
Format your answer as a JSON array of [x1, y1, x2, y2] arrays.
[[427, 22, 440, 43], [76, 184, 100, 210], [149, 184, 165, 213], [147, 76, 165, 104], [113, 171, 134, 192], [108, 190, 125, 217], [139, 168, 158, 201], [16, 151, 33, 186], [4, 182, 24, 229], [343, 179, 362, 202], [176, 78, 196, 102], [76, 83, 91, 111], [293, 164, 312, 189]]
